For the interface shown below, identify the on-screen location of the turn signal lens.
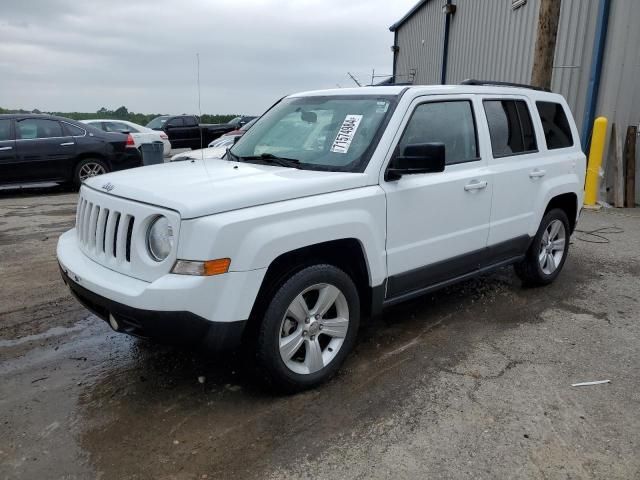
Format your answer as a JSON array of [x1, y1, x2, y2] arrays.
[[171, 258, 231, 276]]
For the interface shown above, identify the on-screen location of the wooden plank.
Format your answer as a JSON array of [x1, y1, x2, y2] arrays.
[[625, 125, 637, 207], [612, 124, 625, 208]]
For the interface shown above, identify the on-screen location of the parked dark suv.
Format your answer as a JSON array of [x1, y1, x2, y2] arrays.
[[0, 114, 142, 189]]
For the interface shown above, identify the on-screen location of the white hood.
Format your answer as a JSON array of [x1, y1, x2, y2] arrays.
[[85, 159, 368, 219]]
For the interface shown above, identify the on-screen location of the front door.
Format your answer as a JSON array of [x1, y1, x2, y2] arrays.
[[382, 96, 493, 299], [14, 118, 76, 182]]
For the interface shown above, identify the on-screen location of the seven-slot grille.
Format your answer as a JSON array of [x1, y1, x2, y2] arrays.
[[76, 196, 135, 263]]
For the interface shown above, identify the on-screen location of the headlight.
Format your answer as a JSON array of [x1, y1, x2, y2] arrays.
[[146, 216, 173, 261]]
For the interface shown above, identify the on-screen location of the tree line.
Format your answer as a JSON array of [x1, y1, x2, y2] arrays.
[[0, 106, 239, 126]]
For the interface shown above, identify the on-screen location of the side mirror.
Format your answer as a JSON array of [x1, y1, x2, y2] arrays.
[[385, 143, 445, 181]]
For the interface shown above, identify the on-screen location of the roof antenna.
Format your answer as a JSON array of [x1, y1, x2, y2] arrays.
[[347, 72, 362, 87]]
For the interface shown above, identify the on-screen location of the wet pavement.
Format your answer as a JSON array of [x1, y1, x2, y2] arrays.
[[1, 189, 639, 480]]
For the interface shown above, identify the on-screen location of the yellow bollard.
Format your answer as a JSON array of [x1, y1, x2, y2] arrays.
[[584, 116, 608, 206]]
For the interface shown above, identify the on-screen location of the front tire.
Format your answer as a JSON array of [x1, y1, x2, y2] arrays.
[[255, 264, 360, 393], [515, 208, 570, 286], [73, 158, 109, 189]]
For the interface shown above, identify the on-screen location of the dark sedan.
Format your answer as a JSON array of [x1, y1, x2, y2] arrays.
[[0, 114, 142, 189]]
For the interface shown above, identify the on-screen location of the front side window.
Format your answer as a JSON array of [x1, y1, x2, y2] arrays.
[[398, 100, 478, 165], [17, 119, 62, 139], [536, 101, 574, 149], [230, 95, 397, 172], [484, 100, 537, 157], [0, 119, 12, 141]]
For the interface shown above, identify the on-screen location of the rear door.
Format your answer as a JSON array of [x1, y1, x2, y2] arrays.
[[0, 119, 17, 184], [165, 117, 185, 147], [15, 118, 76, 182], [182, 116, 200, 147], [480, 96, 543, 261]]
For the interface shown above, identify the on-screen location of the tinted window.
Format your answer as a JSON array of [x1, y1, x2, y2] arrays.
[[17, 119, 63, 139], [63, 122, 86, 136], [183, 116, 198, 127], [536, 101, 573, 149], [0, 119, 12, 141], [398, 101, 478, 165], [167, 118, 184, 127], [484, 100, 537, 157]]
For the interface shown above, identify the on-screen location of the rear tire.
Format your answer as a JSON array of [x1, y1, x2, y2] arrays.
[[515, 208, 570, 286], [73, 158, 109, 189], [255, 264, 360, 393]]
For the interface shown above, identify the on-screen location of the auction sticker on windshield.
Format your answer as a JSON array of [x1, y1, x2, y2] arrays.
[[330, 115, 363, 154]]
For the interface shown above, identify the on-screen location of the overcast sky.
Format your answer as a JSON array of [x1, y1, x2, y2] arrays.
[[0, 0, 416, 115]]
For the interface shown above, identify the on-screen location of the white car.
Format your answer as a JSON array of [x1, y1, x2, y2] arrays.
[[81, 119, 171, 156], [207, 135, 236, 148], [170, 145, 227, 162], [58, 82, 585, 392]]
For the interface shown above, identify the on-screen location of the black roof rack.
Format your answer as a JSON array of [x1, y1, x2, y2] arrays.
[[460, 79, 551, 92]]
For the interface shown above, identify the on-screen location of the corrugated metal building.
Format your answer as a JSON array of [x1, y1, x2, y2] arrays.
[[390, 0, 640, 204]]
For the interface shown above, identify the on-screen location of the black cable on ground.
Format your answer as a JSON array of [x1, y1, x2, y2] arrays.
[[573, 226, 624, 244]]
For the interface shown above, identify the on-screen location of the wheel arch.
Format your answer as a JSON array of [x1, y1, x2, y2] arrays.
[[544, 192, 578, 234], [245, 238, 375, 340], [74, 152, 111, 171]]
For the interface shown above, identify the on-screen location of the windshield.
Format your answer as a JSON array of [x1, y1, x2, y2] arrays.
[[229, 95, 396, 172], [146, 116, 168, 129]]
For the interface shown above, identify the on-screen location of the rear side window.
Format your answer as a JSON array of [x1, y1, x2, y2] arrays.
[[536, 101, 574, 149], [63, 123, 86, 136], [0, 119, 12, 141], [398, 100, 479, 165], [484, 100, 537, 157], [183, 116, 198, 127], [16, 119, 63, 139], [167, 118, 184, 127]]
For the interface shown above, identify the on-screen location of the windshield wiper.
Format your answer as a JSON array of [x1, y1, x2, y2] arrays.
[[238, 153, 301, 169]]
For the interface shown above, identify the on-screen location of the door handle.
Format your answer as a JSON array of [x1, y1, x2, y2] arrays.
[[464, 180, 488, 191], [529, 169, 546, 179], [0, 146, 12, 151], [60, 142, 74, 146]]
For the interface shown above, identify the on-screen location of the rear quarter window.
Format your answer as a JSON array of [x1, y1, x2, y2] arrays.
[[536, 101, 574, 149]]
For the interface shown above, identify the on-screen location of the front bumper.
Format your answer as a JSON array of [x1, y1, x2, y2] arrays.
[[57, 229, 267, 346], [60, 266, 245, 347]]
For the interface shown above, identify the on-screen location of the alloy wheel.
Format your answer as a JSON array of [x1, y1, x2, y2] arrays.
[[78, 162, 106, 182], [538, 219, 566, 275], [278, 283, 350, 375]]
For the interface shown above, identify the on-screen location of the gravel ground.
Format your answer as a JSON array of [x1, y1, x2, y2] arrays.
[[0, 188, 638, 480]]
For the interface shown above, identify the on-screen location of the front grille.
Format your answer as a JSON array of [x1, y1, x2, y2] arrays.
[[74, 187, 179, 282], [76, 196, 135, 264]]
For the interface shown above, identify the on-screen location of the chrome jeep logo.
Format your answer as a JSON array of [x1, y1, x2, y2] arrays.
[[101, 182, 115, 192]]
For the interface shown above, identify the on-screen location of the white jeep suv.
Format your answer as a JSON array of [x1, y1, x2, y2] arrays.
[[57, 82, 585, 392]]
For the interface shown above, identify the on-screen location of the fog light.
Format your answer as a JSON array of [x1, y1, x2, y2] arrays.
[[109, 314, 120, 331]]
